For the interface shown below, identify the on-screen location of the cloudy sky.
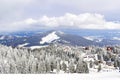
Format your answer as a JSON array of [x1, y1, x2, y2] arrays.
[[1, 0, 120, 32]]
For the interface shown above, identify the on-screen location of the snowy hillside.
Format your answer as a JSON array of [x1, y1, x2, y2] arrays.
[[84, 36, 103, 42], [0, 36, 5, 40], [18, 43, 29, 47], [1, 30, 120, 47], [113, 37, 120, 40], [40, 31, 60, 44]]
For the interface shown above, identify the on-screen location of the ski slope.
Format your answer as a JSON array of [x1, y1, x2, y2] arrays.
[[40, 31, 60, 44]]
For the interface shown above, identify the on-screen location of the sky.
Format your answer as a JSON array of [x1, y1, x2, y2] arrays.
[[1, 0, 120, 32]]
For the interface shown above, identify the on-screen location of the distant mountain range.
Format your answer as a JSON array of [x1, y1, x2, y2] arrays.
[[0, 30, 120, 47]]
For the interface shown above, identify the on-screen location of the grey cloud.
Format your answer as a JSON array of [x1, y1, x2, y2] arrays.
[[1, 13, 120, 32], [0, 0, 120, 32]]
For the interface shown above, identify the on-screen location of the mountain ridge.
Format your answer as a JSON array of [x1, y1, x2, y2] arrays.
[[0, 30, 120, 47]]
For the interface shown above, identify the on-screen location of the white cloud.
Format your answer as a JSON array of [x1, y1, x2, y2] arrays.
[[28, 13, 120, 29], [0, 0, 120, 26], [37, 13, 106, 29], [39, 16, 59, 27], [1, 13, 120, 32], [24, 18, 37, 25]]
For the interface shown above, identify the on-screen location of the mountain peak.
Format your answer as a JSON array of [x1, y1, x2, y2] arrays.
[[56, 31, 64, 34], [46, 30, 64, 34]]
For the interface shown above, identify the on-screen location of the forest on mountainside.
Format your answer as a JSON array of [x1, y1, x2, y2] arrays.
[[0, 44, 120, 74]]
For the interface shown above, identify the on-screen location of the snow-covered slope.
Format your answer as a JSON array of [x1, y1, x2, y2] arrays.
[[1, 70, 119, 80], [113, 37, 120, 40], [18, 43, 29, 47], [84, 36, 103, 42], [51, 70, 119, 80], [40, 31, 60, 44], [30, 45, 48, 50], [0, 36, 5, 40]]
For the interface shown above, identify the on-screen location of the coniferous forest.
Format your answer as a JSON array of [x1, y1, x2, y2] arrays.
[[0, 44, 120, 74]]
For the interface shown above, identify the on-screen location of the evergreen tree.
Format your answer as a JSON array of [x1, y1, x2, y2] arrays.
[[61, 61, 67, 72], [69, 61, 75, 73], [98, 63, 102, 72]]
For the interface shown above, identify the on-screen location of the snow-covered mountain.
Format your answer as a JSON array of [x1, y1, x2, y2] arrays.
[[1, 30, 120, 47], [0, 30, 96, 47]]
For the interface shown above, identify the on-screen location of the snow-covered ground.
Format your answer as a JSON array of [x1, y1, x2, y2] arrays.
[[55, 69, 120, 80], [30, 45, 48, 50], [18, 43, 29, 47], [84, 36, 103, 42], [0, 36, 5, 40], [0, 70, 119, 80], [40, 31, 60, 44], [49, 68, 120, 80], [113, 37, 120, 40]]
